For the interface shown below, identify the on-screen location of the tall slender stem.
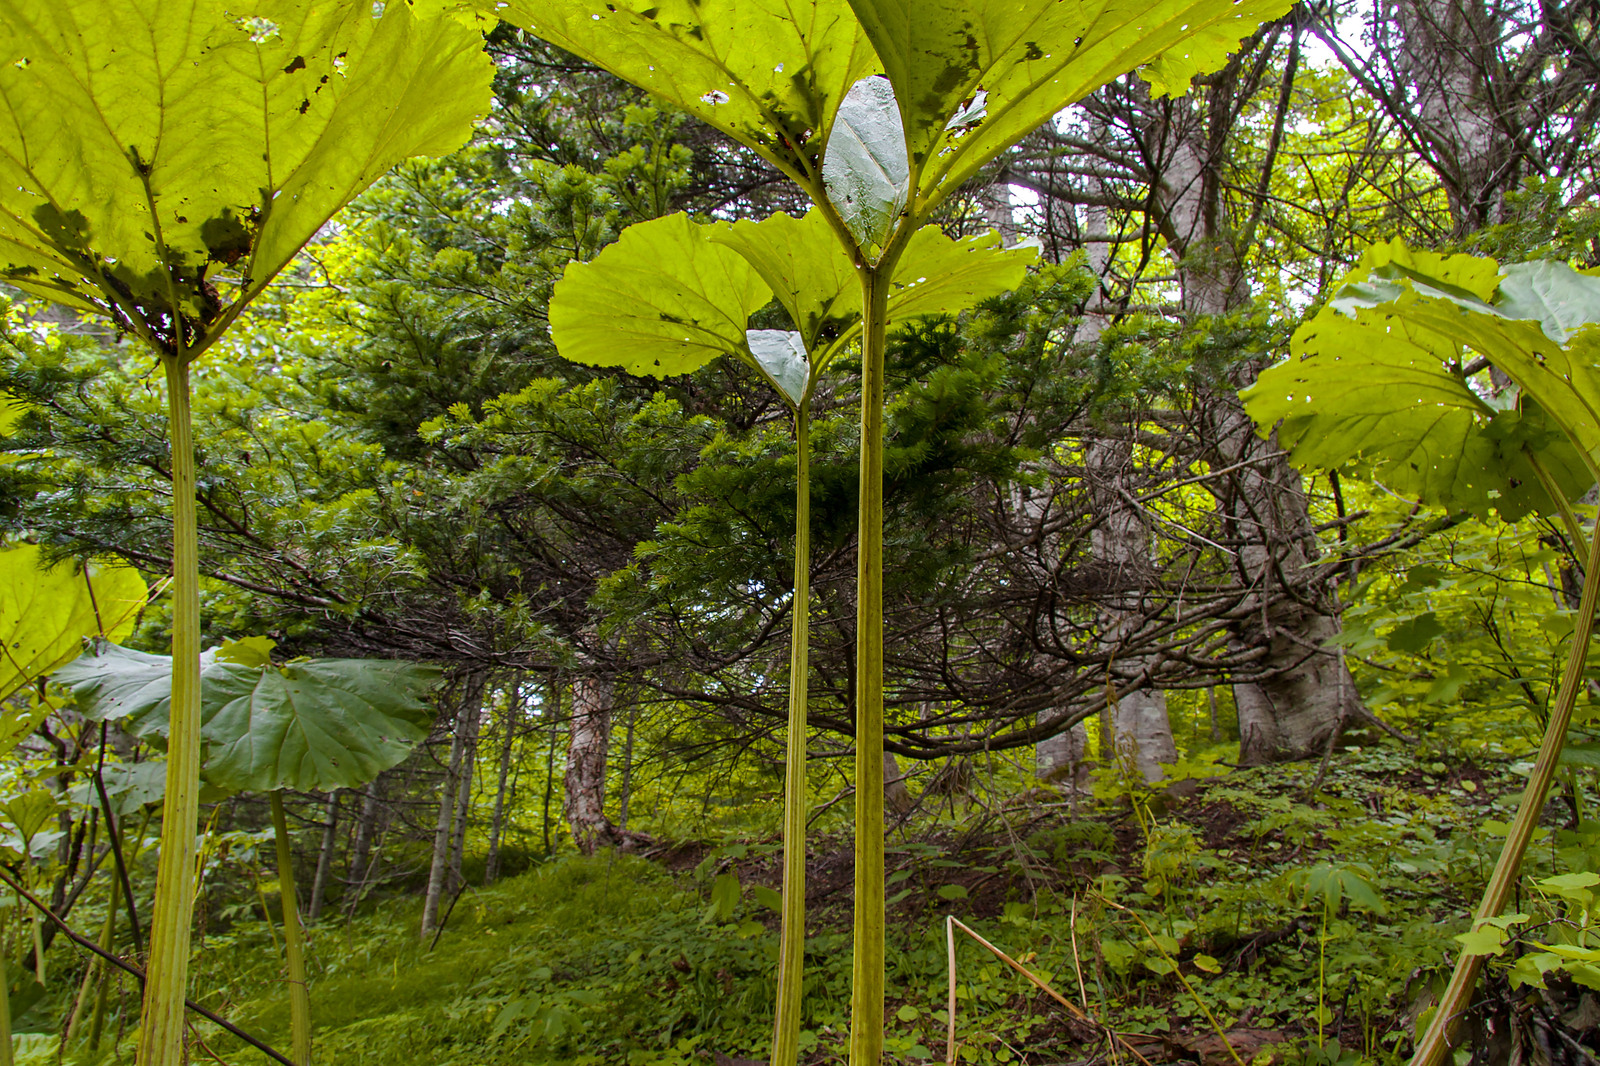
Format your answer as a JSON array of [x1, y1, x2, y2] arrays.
[[771, 406, 812, 1066], [1409, 490, 1600, 1066], [137, 354, 202, 1066], [270, 792, 313, 1066], [0, 908, 12, 1066], [86, 867, 122, 1052], [849, 267, 889, 1066]]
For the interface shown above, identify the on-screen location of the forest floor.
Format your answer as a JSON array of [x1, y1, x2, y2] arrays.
[[72, 740, 1600, 1065]]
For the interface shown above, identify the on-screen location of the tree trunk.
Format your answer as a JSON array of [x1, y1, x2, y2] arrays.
[[306, 790, 338, 924], [348, 778, 381, 894], [447, 691, 483, 893], [1375, 0, 1515, 234], [563, 672, 614, 854], [1145, 86, 1358, 763], [618, 703, 636, 832], [883, 750, 914, 816], [543, 678, 560, 857], [1088, 434, 1176, 784], [484, 679, 520, 885], [420, 670, 485, 942]]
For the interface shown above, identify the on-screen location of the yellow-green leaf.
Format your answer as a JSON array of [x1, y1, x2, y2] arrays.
[[549, 213, 772, 378], [843, 0, 1296, 207], [0, 543, 146, 705], [493, 0, 879, 189], [0, 0, 492, 346]]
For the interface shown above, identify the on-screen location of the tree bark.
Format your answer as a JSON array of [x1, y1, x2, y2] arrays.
[[563, 671, 615, 854], [1143, 84, 1359, 763], [543, 678, 560, 857], [484, 678, 520, 885], [447, 690, 482, 893], [306, 790, 338, 924], [1088, 433, 1176, 784], [883, 750, 914, 816], [348, 778, 381, 895], [421, 670, 485, 942]]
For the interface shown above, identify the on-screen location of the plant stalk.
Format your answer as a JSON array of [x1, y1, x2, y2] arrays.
[[0, 908, 12, 1066], [1409, 492, 1600, 1065], [770, 406, 811, 1066], [137, 354, 202, 1066], [270, 792, 313, 1066], [86, 867, 121, 1052], [849, 266, 889, 1066]]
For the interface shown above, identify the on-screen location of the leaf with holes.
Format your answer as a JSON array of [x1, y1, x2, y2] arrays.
[[844, 0, 1297, 207], [0, 0, 492, 339], [0, 543, 146, 706], [492, 0, 879, 187]]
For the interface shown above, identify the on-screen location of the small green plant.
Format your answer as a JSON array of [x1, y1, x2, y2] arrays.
[[58, 636, 440, 1064]]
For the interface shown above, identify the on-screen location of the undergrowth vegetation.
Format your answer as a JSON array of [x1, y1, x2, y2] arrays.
[[32, 740, 1562, 1066]]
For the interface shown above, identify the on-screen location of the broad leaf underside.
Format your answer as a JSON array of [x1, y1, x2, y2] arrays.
[[1246, 246, 1600, 521], [844, 0, 1299, 205], [492, 0, 879, 187], [552, 210, 1037, 390], [0, 0, 492, 349], [0, 543, 145, 703]]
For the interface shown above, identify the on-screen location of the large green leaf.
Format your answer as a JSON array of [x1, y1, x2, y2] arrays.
[[549, 213, 773, 378], [0, 543, 146, 704], [844, 0, 1296, 208], [492, 0, 879, 188], [57, 642, 259, 743], [711, 209, 860, 354], [1245, 245, 1600, 520], [202, 658, 438, 792], [1493, 260, 1600, 344], [1245, 302, 1590, 520], [56, 643, 439, 792], [889, 226, 1039, 321], [0, 0, 492, 347]]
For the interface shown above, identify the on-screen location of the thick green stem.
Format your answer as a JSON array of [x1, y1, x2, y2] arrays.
[[137, 355, 202, 1066], [1409, 496, 1600, 1065], [770, 407, 811, 1066], [849, 267, 889, 1066], [270, 793, 313, 1066]]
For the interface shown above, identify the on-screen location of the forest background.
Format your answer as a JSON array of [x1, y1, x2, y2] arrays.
[[2, 0, 1600, 1063]]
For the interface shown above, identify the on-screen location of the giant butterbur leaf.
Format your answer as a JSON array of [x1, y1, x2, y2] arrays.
[[0, 544, 146, 705], [57, 642, 440, 793], [202, 658, 438, 792], [712, 209, 860, 355], [713, 208, 1038, 365], [1245, 245, 1600, 520], [550, 213, 773, 377], [56, 643, 257, 743], [1246, 304, 1590, 520], [844, 0, 1297, 208], [491, 0, 879, 188], [889, 227, 1039, 320], [0, 0, 493, 348]]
